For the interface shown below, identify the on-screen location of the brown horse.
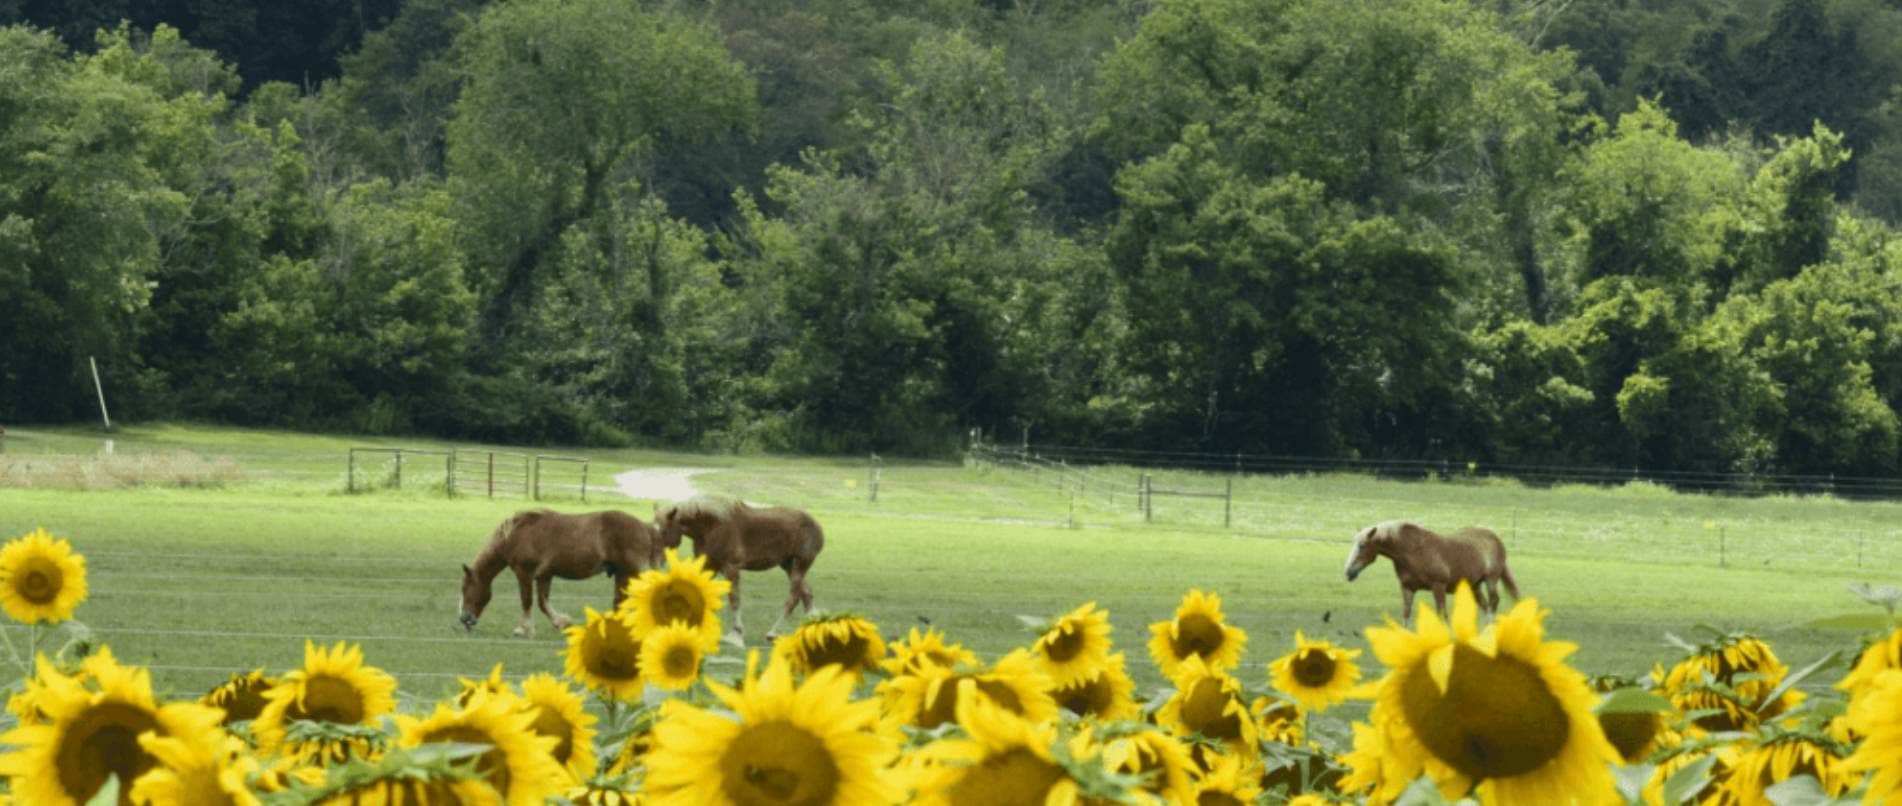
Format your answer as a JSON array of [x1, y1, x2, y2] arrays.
[[654, 495, 824, 639], [1343, 520, 1519, 624], [459, 509, 663, 638]]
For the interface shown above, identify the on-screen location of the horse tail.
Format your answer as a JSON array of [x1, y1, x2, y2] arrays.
[[1499, 561, 1521, 601]]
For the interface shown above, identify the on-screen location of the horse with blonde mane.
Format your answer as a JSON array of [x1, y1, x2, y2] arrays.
[[1343, 520, 1519, 624], [654, 494, 824, 639], [459, 509, 663, 637]]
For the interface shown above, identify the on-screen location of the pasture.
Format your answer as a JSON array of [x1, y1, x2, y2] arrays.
[[0, 423, 1896, 705]]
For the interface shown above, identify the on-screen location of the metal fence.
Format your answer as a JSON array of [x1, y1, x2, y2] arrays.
[[346, 447, 592, 501]]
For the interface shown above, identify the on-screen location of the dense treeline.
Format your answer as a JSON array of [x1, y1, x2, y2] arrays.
[[7, 0, 1902, 474]]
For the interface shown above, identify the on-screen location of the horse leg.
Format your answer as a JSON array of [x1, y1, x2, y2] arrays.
[[512, 568, 535, 638], [536, 574, 571, 632], [1400, 587, 1415, 626], [723, 565, 746, 646], [1484, 578, 1501, 614], [611, 570, 630, 612], [766, 562, 811, 640], [1431, 586, 1448, 618]]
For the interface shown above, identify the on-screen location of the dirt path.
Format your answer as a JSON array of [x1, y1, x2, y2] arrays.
[[612, 467, 713, 502]]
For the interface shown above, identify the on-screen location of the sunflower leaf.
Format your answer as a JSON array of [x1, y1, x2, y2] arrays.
[[84, 775, 120, 806], [1845, 582, 1902, 613], [1663, 632, 1701, 654], [1615, 763, 1655, 804], [1596, 687, 1674, 715], [1660, 753, 1718, 805], [406, 740, 493, 765], [1763, 773, 1852, 806], [1016, 614, 1050, 632], [1754, 651, 1842, 718], [1394, 775, 1455, 806]]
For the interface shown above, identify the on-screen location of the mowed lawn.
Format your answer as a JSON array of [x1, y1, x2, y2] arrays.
[[0, 426, 1896, 706]]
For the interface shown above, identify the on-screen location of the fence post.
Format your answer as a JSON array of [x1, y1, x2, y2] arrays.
[[533, 456, 541, 501], [869, 454, 881, 503], [347, 448, 356, 493], [1224, 476, 1232, 529], [1143, 474, 1153, 523], [1068, 482, 1076, 529], [487, 452, 494, 499], [581, 460, 588, 503], [1719, 525, 1726, 568], [446, 452, 454, 497], [394, 449, 402, 489]]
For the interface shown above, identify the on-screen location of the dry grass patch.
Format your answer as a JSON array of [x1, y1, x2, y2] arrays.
[[0, 450, 241, 489]]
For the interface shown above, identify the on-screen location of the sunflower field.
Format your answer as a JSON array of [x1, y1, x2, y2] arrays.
[[2, 525, 1901, 805]]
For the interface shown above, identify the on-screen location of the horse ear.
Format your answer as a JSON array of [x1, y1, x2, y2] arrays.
[[461, 563, 472, 577]]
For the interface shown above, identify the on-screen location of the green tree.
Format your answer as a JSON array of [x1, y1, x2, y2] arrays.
[[445, 0, 755, 344]]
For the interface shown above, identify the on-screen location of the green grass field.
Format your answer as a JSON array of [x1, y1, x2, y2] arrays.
[[0, 423, 1896, 708]]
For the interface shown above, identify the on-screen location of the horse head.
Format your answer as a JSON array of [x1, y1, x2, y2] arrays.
[[654, 505, 686, 550], [1344, 526, 1381, 581], [458, 563, 490, 631]]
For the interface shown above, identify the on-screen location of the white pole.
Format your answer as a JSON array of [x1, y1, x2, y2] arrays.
[[89, 356, 111, 431]]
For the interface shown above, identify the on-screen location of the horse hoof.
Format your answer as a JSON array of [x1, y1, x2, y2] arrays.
[[552, 615, 573, 630], [511, 626, 530, 639]]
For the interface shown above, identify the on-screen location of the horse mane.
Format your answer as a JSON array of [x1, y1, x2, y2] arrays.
[[668, 494, 742, 520], [1371, 520, 1423, 544]]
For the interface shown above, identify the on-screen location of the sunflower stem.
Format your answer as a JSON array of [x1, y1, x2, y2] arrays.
[[0, 620, 22, 675]]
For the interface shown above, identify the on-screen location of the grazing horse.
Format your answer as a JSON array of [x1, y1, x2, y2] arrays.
[[459, 509, 663, 638], [1343, 520, 1519, 624], [654, 495, 824, 639]]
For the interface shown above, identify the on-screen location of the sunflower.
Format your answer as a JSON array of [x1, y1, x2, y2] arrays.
[[1148, 589, 1247, 680], [643, 655, 903, 805], [1268, 630, 1363, 713], [1337, 720, 1409, 805], [1155, 655, 1258, 755], [0, 527, 88, 623], [0, 645, 226, 806], [1251, 695, 1305, 747], [201, 668, 276, 727], [565, 778, 645, 805], [1184, 752, 1262, 806], [253, 641, 398, 764], [1030, 601, 1115, 689], [882, 627, 978, 676], [1364, 583, 1620, 804], [128, 732, 259, 806], [1841, 669, 1902, 801], [880, 648, 1058, 731], [395, 689, 567, 804], [519, 673, 598, 781], [1839, 625, 1902, 696], [564, 607, 645, 701], [1716, 730, 1856, 804], [1051, 651, 1138, 722], [772, 613, 887, 681], [1663, 632, 1805, 731], [913, 684, 1112, 805], [1100, 725, 1195, 804], [639, 622, 706, 692], [456, 662, 512, 706], [621, 548, 730, 646], [9, 652, 83, 726], [312, 778, 502, 805]]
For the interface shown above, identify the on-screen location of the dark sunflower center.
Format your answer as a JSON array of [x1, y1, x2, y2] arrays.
[[657, 584, 703, 625], [1171, 614, 1224, 659], [972, 679, 1026, 715], [422, 725, 509, 795], [589, 632, 641, 681], [529, 705, 575, 764], [1292, 648, 1337, 688], [945, 747, 1065, 805], [1197, 793, 1248, 806], [1056, 674, 1109, 716], [211, 677, 272, 724], [719, 720, 840, 805], [1042, 624, 1087, 663], [804, 634, 870, 671], [293, 675, 366, 724], [56, 702, 162, 806], [16, 559, 61, 604], [1179, 678, 1243, 741], [1399, 644, 1570, 780], [664, 645, 698, 678], [1597, 711, 1662, 763], [916, 675, 968, 728]]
